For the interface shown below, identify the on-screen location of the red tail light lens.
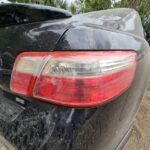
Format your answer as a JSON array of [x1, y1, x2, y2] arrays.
[[10, 51, 137, 108]]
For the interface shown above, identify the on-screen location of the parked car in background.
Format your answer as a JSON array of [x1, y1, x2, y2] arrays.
[[0, 3, 150, 150], [0, 0, 10, 4]]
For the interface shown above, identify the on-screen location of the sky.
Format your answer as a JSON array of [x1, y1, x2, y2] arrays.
[[67, 0, 75, 4]]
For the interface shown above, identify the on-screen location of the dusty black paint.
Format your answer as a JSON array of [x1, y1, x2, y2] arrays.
[[0, 90, 96, 150], [0, 5, 150, 150]]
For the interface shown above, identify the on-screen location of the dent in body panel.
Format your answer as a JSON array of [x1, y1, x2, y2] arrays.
[[55, 27, 144, 51], [72, 8, 144, 37], [55, 9, 149, 58]]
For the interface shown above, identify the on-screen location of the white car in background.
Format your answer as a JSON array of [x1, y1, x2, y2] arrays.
[[0, 0, 11, 4]]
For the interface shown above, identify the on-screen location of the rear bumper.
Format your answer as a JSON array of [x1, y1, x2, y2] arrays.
[[0, 95, 133, 150], [0, 89, 142, 150], [0, 56, 149, 150], [0, 125, 132, 150]]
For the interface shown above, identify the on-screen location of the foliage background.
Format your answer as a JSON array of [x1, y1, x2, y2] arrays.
[[10, 0, 150, 43]]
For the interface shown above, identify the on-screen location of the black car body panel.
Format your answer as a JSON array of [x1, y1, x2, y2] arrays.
[[0, 4, 150, 150], [0, 3, 72, 27]]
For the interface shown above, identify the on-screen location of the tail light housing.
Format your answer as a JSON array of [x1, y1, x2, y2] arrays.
[[10, 51, 137, 108]]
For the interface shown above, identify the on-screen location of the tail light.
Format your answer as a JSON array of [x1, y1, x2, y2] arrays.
[[10, 51, 137, 108]]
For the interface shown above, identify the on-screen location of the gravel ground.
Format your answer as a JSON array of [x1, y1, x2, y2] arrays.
[[124, 81, 150, 150], [0, 135, 16, 150]]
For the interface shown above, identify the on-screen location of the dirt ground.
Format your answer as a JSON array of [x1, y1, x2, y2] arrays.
[[124, 81, 150, 150]]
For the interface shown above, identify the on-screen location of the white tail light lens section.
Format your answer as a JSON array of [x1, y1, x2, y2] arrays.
[[10, 52, 49, 96], [11, 51, 137, 108]]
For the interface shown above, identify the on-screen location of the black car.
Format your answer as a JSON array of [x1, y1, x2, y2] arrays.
[[0, 3, 150, 150]]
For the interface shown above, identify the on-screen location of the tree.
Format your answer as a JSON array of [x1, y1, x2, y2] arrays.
[[10, 0, 67, 9], [137, 0, 150, 44], [44, 0, 67, 9], [121, 0, 140, 8], [118, 0, 150, 43], [70, 2, 76, 14], [73, 0, 111, 13], [112, 0, 121, 8], [84, 0, 111, 12], [74, 0, 84, 13]]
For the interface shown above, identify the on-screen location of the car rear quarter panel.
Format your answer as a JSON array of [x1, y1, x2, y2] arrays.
[[0, 8, 150, 150], [0, 56, 149, 150]]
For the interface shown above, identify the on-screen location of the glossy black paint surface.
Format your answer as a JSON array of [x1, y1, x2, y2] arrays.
[[0, 5, 150, 150]]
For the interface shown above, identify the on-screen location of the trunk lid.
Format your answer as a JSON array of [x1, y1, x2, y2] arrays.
[[0, 3, 71, 93], [0, 3, 71, 27]]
